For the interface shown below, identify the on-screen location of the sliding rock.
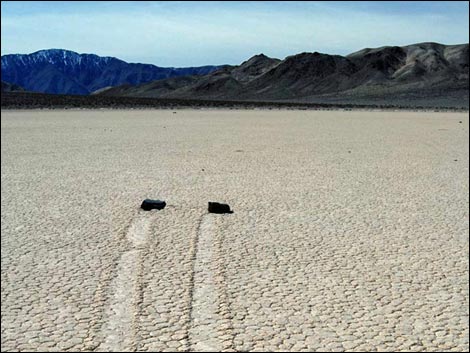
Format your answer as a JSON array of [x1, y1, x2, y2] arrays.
[[208, 202, 233, 214], [141, 199, 166, 211]]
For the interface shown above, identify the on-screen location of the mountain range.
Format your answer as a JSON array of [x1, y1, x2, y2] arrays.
[[1, 43, 469, 107], [1, 81, 25, 93], [96, 42, 469, 107], [1, 49, 222, 95]]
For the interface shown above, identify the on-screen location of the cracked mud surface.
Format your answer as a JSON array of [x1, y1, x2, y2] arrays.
[[1, 109, 469, 352]]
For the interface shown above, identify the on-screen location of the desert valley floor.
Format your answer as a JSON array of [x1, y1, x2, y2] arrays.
[[1, 109, 469, 352]]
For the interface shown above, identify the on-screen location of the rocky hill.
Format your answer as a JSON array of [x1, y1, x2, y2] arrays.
[[97, 42, 469, 108]]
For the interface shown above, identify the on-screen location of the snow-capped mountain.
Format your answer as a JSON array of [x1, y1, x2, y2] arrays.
[[2, 49, 115, 67], [1, 49, 222, 95]]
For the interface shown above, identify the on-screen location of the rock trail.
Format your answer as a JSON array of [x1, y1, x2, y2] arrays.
[[188, 214, 226, 352], [97, 212, 155, 352]]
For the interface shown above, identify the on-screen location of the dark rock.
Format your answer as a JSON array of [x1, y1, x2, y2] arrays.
[[208, 202, 233, 214], [459, 121, 462, 123], [141, 199, 166, 211]]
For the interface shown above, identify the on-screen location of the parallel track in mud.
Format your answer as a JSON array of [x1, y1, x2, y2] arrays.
[[97, 213, 154, 352]]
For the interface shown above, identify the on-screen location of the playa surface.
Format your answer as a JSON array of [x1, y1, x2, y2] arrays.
[[1, 109, 469, 352]]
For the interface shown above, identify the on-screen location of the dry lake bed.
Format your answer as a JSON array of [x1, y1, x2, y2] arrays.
[[1, 109, 469, 352]]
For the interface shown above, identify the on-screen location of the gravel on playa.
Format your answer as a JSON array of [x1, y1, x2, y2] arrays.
[[1, 109, 469, 352]]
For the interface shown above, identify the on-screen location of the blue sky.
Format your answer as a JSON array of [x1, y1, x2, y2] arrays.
[[1, 1, 469, 67]]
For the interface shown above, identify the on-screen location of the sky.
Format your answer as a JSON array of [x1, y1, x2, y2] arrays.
[[1, 1, 469, 67]]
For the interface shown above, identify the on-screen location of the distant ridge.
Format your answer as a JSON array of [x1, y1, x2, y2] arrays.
[[97, 42, 469, 108], [1, 43, 468, 107], [1, 81, 25, 93], [1, 49, 223, 95]]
